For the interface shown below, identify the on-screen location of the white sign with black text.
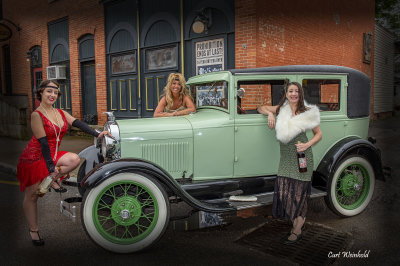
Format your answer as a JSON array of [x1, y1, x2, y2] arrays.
[[195, 38, 224, 75]]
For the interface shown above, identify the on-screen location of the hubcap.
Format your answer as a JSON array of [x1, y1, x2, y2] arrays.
[[111, 196, 142, 226], [335, 163, 370, 210], [92, 180, 159, 244]]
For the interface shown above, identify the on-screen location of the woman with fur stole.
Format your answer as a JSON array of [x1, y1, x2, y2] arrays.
[[258, 81, 322, 244]]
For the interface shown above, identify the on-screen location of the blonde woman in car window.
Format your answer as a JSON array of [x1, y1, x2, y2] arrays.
[[154, 73, 196, 117]]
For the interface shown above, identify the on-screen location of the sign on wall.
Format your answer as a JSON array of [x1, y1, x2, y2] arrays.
[[195, 38, 224, 75]]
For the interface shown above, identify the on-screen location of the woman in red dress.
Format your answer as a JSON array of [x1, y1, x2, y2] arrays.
[[17, 80, 111, 246]]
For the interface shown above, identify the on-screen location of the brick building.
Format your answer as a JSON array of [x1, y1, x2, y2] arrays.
[[0, 0, 376, 126]]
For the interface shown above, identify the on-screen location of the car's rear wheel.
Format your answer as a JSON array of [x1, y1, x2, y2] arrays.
[[81, 172, 169, 253], [326, 156, 375, 217]]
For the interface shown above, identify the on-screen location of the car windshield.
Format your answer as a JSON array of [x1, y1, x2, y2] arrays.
[[190, 81, 229, 110]]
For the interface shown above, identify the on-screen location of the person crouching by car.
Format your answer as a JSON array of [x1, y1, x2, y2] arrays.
[[17, 79, 112, 246]]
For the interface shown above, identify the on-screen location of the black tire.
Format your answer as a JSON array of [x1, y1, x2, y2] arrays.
[[81, 172, 170, 253], [325, 155, 375, 217], [77, 160, 86, 196]]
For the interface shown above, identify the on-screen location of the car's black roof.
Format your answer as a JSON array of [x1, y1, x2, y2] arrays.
[[229, 65, 367, 78], [229, 65, 371, 118]]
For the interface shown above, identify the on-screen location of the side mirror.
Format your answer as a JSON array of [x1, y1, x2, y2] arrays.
[[237, 88, 245, 98]]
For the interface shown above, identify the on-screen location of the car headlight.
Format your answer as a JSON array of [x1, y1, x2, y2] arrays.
[[101, 136, 119, 159], [99, 112, 121, 160]]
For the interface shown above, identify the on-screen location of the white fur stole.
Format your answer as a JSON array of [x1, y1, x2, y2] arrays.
[[275, 101, 320, 144]]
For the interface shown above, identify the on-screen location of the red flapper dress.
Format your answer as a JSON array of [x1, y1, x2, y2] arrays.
[[17, 109, 69, 192]]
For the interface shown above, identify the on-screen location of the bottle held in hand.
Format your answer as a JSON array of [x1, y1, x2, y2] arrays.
[[297, 141, 307, 172], [37, 166, 59, 197], [37, 175, 53, 197]]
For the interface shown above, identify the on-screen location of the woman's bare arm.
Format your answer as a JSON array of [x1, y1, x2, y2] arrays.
[[62, 110, 77, 125], [257, 105, 278, 129], [31, 112, 46, 139], [257, 104, 278, 115], [153, 97, 170, 117], [296, 125, 322, 152]]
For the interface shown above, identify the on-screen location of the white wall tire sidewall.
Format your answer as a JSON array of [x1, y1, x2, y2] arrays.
[[82, 172, 169, 253], [330, 156, 375, 217]]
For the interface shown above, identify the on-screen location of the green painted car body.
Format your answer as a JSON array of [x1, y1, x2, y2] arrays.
[[111, 67, 369, 182]]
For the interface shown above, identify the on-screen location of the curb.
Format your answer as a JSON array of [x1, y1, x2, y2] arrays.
[[0, 162, 17, 176]]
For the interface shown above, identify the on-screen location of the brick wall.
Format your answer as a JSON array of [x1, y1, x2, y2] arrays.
[[235, 0, 375, 112], [1, 0, 376, 125], [1, 0, 107, 124], [241, 84, 271, 110]]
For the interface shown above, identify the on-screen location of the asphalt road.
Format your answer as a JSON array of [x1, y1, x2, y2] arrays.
[[0, 172, 290, 266]]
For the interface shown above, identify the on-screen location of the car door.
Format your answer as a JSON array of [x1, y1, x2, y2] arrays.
[[233, 76, 290, 177]]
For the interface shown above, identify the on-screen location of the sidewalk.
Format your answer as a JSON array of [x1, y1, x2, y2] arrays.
[[2, 135, 93, 177]]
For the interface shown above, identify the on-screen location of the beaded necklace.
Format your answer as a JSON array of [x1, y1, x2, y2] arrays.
[[40, 105, 62, 160]]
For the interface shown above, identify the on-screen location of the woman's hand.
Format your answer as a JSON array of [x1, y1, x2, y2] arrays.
[[267, 114, 276, 129], [98, 131, 113, 139], [49, 166, 60, 179], [295, 142, 310, 152]]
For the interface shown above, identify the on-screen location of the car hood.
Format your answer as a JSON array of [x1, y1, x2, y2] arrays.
[[117, 116, 193, 140]]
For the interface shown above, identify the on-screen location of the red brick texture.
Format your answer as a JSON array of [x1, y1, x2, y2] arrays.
[[241, 84, 271, 110], [1, 0, 107, 124], [235, 0, 375, 112]]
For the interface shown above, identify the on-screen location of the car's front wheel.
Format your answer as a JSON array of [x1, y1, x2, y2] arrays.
[[326, 155, 375, 217], [81, 172, 170, 253]]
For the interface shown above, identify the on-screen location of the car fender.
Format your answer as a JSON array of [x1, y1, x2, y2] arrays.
[[78, 145, 103, 175], [81, 158, 235, 213], [313, 136, 384, 190]]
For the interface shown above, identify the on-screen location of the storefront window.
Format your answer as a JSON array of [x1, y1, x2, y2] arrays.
[[111, 52, 136, 74], [145, 45, 178, 71]]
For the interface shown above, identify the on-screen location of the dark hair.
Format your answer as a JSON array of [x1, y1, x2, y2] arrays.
[[35, 80, 61, 101], [276, 81, 309, 115]]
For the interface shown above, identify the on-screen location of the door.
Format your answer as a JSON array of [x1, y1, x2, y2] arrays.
[[81, 62, 97, 124], [140, 44, 179, 118], [139, 4, 181, 118], [233, 78, 287, 177]]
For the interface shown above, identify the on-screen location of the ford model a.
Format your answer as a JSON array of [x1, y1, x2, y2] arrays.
[[63, 65, 383, 253]]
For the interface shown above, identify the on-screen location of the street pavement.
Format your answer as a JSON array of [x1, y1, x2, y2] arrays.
[[1, 115, 400, 265]]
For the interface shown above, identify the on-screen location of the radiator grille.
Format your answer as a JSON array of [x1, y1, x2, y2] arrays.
[[141, 142, 189, 173]]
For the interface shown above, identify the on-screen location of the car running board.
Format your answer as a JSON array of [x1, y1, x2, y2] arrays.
[[202, 186, 327, 211]]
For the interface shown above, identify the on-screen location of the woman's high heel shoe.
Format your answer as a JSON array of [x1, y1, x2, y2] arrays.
[[50, 181, 67, 193], [29, 230, 44, 246]]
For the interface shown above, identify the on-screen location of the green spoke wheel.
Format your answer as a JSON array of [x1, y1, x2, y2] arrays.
[[327, 156, 375, 217], [82, 173, 169, 253]]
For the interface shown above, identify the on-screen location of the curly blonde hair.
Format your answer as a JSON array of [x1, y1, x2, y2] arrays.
[[163, 73, 192, 110]]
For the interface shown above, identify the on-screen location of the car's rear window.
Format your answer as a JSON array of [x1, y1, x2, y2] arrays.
[[302, 79, 341, 111]]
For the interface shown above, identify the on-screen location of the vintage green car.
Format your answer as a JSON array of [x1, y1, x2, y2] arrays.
[[68, 65, 383, 253]]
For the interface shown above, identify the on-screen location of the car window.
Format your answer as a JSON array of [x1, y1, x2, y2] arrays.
[[191, 81, 229, 109], [237, 80, 285, 114], [302, 79, 340, 111]]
